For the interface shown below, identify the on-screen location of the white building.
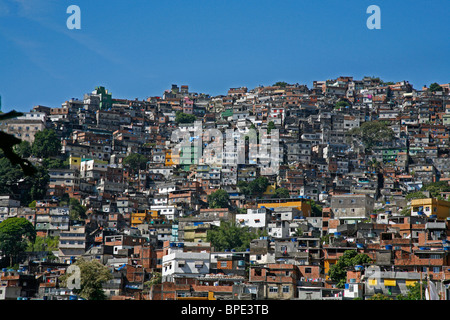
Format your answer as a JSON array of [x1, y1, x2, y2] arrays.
[[58, 225, 86, 264], [235, 208, 270, 230], [267, 220, 290, 238], [150, 205, 179, 221], [161, 242, 211, 282], [0, 196, 20, 223]]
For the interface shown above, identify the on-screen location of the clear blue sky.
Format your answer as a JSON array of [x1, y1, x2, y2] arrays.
[[0, 0, 448, 112]]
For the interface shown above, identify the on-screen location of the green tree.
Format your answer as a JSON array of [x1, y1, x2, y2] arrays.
[[396, 281, 426, 300], [207, 189, 230, 208], [348, 121, 395, 151], [14, 140, 32, 158], [69, 198, 87, 220], [207, 221, 260, 251], [327, 250, 372, 288], [0, 156, 48, 205], [42, 157, 69, 169], [309, 200, 323, 216], [429, 83, 443, 92], [238, 177, 270, 197], [123, 153, 148, 171], [27, 164, 50, 204], [421, 181, 450, 199], [267, 121, 276, 134], [368, 293, 394, 300], [272, 187, 290, 199], [335, 100, 351, 109], [31, 128, 61, 158], [405, 191, 427, 201], [175, 111, 197, 124], [59, 258, 112, 300], [273, 81, 288, 87], [0, 217, 36, 266], [250, 176, 269, 195], [27, 236, 59, 262], [144, 271, 162, 296], [0, 155, 23, 195], [399, 206, 411, 216]]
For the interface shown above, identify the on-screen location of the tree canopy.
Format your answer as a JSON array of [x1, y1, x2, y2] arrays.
[[175, 111, 197, 124], [31, 128, 62, 158], [396, 281, 426, 300], [207, 189, 230, 208], [69, 198, 87, 220], [0, 217, 36, 266], [0, 154, 49, 205], [59, 258, 112, 300], [348, 120, 395, 151], [237, 176, 269, 197], [207, 221, 262, 251], [123, 153, 148, 171], [267, 121, 276, 134], [273, 81, 288, 87], [429, 83, 443, 92], [421, 181, 450, 199], [14, 140, 32, 158], [405, 191, 427, 201], [272, 187, 290, 199], [327, 250, 372, 288], [335, 100, 351, 109]]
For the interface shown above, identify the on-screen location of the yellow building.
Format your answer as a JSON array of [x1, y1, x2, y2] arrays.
[[257, 199, 312, 217], [69, 155, 82, 169], [131, 210, 158, 227], [165, 149, 176, 166], [410, 198, 450, 219]]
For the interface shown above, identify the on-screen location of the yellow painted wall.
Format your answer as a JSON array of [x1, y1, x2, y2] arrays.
[[323, 259, 337, 281], [411, 198, 450, 219], [131, 210, 158, 226], [165, 150, 175, 166], [263, 184, 277, 195], [257, 200, 312, 217], [69, 156, 81, 168]]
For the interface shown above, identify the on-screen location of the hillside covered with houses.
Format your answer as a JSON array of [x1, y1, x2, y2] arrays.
[[1, 77, 450, 300]]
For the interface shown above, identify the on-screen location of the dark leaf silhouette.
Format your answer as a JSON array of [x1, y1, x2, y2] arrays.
[[0, 110, 37, 176]]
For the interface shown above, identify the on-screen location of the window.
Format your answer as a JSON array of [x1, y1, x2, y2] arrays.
[[282, 286, 290, 293], [305, 267, 312, 274], [269, 287, 278, 293]]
